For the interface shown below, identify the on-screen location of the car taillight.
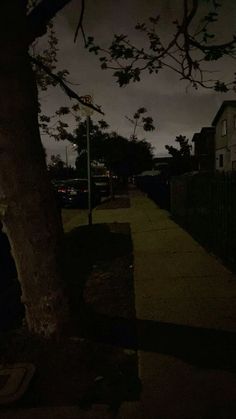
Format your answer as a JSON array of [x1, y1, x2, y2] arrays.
[[58, 187, 66, 193]]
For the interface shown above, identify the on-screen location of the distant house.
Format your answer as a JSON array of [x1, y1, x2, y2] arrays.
[[153, 156, 171, 174], [212, 100, 236, 171], [153, 156, 172, 166], [192, 127, 215, 172], [91, 161, 108, 176]]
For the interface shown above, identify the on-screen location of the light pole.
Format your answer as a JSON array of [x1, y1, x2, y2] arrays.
[[86, 115, 92, 226], [80, 95, 94, 226], [65, 145, 68, 167]]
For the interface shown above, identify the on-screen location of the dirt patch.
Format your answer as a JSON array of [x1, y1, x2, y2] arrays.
[[61, 208, 81, 225], [0, 223, 140, 411], [78, 223, 137, 349]]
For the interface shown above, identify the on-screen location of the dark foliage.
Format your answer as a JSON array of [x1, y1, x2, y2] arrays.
[[165, 135, 194, 175], [86, 1, 236, 91], [67, 118, 154, 177]]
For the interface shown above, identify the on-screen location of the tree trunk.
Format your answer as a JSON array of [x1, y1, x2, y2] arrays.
[[0, 1, 69, 337]]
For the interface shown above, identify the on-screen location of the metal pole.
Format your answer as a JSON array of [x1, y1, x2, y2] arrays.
[[65, 146, 68, 167], [86, 115, 92, 225]]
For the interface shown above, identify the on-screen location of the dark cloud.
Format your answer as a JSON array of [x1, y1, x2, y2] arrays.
[[40, 0, 236, 162]]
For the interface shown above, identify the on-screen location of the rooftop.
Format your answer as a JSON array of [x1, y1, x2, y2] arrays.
[[212, 100, 236, 126]]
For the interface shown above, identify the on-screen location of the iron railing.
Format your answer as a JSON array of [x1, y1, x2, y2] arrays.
[[171, 172, 236, 271]]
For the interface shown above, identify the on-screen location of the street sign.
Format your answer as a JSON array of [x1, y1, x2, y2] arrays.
[[80, 95, 94, 117]]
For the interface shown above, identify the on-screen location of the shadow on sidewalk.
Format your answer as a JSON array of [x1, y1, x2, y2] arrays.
[[78, 305, 236, 373]]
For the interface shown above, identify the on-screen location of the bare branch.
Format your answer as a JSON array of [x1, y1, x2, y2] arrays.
[[74, 0, 85, 42], [80, 25, 87, 46], [189, 37, 236, 52]]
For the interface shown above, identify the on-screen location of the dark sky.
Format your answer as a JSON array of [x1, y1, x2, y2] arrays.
[[40, 0, 236, 166]]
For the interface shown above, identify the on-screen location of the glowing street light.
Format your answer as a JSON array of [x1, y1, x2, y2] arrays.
[[65, 143, 77, 168]]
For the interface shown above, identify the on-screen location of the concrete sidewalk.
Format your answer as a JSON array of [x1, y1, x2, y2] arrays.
[[92, 188, 236, 419], [129, 189, 236, 332], [93, 188, 236, 331]]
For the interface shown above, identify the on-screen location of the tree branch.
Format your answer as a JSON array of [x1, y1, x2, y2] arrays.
[[158, 0, 198, 60], [31, 56, 104, 115], [189, 37, 236, 52], [74, 0, 85, 42]]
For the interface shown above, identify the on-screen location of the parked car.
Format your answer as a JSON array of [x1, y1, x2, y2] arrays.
[[54, 178, 101, 208], [92, 175, 110, 197]]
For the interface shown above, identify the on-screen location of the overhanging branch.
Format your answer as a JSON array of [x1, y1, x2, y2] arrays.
[[31, 56, 104, 115], [74, 0, 85, 43], [189, 37, 236, 52]]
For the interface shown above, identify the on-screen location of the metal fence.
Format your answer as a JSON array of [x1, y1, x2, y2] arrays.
[[136, 176, 170, 209], [171, 172, 236, 271]]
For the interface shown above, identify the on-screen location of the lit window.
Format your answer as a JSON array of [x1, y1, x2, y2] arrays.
[[219, 154, 224, 168], [221, 119, 227, 136]]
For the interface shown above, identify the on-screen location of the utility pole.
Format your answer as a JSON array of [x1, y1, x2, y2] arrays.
[[65, 145, 68, 167], [86, 115, 92, 226], [80, 95, 94, 226]]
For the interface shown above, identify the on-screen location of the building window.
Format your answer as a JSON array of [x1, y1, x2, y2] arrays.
[[219, 154, 224, 168], [221, 119, 227, 136]]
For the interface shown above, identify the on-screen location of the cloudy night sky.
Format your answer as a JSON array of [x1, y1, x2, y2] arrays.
[[39, 0, 236, 166]]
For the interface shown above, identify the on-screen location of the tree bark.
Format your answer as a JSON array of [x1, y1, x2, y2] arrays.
[[0, 1, 69, 337]]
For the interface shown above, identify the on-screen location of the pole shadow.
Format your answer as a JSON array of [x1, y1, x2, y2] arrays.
[[78, 303, 236, 373]]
